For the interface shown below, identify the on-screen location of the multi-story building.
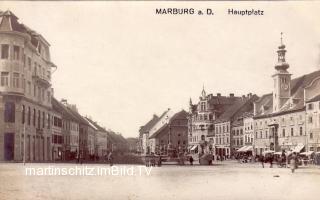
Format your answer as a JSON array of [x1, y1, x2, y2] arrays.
[[243, 114, 254, 147], [138, 114, 159, 154], [148, 108, 174, 154], [188, 88, 252, 155], [214, 95, 257, 158], [306, 95, 320, 152], [0, 10, 56, 161], [51, 108, 62, 160], [85, 117, 108, 158], [52, 98, 80, 161], [253, 35, 320, 155], [148, 110, 188, 155]]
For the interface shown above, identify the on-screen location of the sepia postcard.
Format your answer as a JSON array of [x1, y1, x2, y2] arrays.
[[0, 1, 320, 200]]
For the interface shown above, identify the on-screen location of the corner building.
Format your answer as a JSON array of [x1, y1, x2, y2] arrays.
[[0, 11, 56, 161], [253, 35, 320, 155]]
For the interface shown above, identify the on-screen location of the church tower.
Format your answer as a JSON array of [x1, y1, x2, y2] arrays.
[[272, 33, 291, 113]]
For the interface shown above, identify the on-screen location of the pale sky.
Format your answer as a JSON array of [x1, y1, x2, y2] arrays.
[[1, 1, 320, 138]]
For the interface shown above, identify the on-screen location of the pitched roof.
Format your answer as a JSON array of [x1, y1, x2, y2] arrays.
[[254, 70, 320, 118], [85, 117, 107, 132], [306, 94, 320, 103], [0, 10, 50, 46], [215, 95, 258, 123], [139, 115, 159, 134], [52, 97, 85, 123], [149, 110, 188, 139]]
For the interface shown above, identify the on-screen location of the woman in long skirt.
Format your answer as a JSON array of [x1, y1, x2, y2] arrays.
[[290, 153, 297, 173]]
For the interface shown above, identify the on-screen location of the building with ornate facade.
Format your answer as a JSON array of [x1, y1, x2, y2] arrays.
[[188, 88, 244, 155], [253, 35, 320, 155], [0, 10, 56, 161]]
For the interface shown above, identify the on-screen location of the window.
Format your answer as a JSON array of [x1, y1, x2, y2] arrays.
[[42, 112, 45, 128], [27, 107, 31, 125], [47, 114, 50, 129], [34, 85, 36, 97], [308, 116, 313, 123], [12, 73, 19, 88], [33, 109, 36, 126], [13, 46, 20, 60], [291, 128, 294, 136], [1, 72, 9, 86], [27, 81, 31, 94], [1, 44, 9, 59], [310, 132, 313, 139], [38, 110, 41, 129], [308, 103, 313, 110], [28, 57, 31, 70], [22, 105, 25, 124], [4, 102, 15, 123], [300, 127, 303, 136], [23, 54, 26, 67], [282, 129, 285, 137]]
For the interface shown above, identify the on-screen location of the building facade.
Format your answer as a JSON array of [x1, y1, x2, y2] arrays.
[[253, 35, 320, 155], [0, 11, 56, 161], [149, 110, 188, 155], [188, 88, 242, 155]]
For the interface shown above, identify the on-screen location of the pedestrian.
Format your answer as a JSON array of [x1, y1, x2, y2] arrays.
[[290, 152, 297, 173], [108, 151, 113, 166], [158, 155, 162, 167], [260, 155, 265, 168], [269, 154, 274, 168], [189, 156, 194, 165]]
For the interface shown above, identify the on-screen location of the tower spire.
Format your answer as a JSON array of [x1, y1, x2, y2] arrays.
[[201, 84, 206, 98], [275, 32, 289, 71]]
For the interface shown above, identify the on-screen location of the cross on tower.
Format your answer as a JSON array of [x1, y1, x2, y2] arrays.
[[280, 32, 283, 45]]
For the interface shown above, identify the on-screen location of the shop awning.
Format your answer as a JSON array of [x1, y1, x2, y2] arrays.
[[237, 146, 247, 152], [300, 151, 314, 156], [293, 144, 305, 153], [263, 150, 275, 155], [190, 145, 198, 151], [244, 146, 253, 152]]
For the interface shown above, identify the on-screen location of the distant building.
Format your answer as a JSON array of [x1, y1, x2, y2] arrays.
[[138, 115, 159, 154], [126, 137, 139, 153], [149, 110, 188, 155]]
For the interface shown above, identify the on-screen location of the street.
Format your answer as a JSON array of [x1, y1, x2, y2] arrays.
[[0, 161, 319, 200]]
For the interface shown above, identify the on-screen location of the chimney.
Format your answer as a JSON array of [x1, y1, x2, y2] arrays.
[[247, 93, 252, 98], [229, 93, 234, 97], [61, 98, 68, 106], [217, 93, 221, 97]]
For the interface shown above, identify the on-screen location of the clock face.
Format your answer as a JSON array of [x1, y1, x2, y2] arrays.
[[282, 84, 289, 90]]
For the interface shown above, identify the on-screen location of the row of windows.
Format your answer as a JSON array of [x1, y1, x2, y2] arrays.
[[307, 102, 320, 110], [4, 102, 51, 130], [232, 138, 243, 146], [255, 127, 305, 138], [62, 121, 79, 132], [193, 113, 214, 121], [232, 129, 243, 136], [1, 44, 51, 79], [215, 124, 229, 134], [216, 137, 229, 145], [0, 72, 51, 103]]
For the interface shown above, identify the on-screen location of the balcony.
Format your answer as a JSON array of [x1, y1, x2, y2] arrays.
[[32, 73, 51, 88], [36, 128, 44, 135]]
